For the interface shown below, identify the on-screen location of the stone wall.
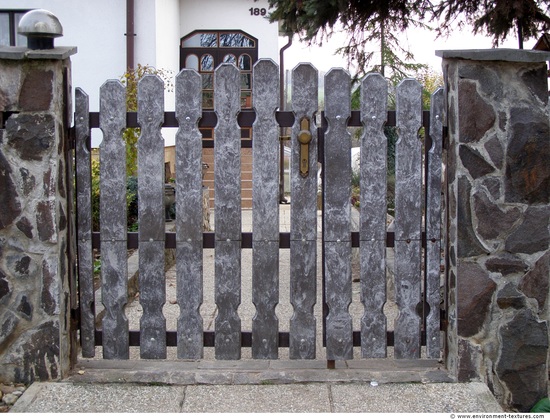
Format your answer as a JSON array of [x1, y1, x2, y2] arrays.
[[440, 49, 550, 412], [0, 46, 76, 384]]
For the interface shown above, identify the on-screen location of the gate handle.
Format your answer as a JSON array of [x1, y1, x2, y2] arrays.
[[298, 117, 312, 177]]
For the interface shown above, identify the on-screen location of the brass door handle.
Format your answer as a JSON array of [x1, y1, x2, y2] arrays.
[[298, 117, 312, 177]]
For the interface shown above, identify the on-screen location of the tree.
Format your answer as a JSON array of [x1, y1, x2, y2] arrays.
[[268, 0, 430, 80], [268, 1, 429, 41], [433, 0, 550, 49], [268, 0, 550, 53], [415, 67, 444, 110], [337, 18, 427, 84]]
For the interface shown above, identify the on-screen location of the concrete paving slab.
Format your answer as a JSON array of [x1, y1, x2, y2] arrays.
[[11, 382, 185, 413], [329, 382, 504, 413], [11, 381, 504, 413], [181, 383, 331, 413]]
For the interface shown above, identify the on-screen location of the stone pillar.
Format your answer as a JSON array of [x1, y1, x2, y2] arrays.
[[0, 45, 76, 383], [439, 49, 550, 412]]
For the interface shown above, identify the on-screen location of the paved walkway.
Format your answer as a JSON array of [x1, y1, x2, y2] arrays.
[[11, 206, 505, 413], [13, 375, 503, 413]]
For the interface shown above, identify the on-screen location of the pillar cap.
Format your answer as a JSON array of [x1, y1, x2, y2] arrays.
[[18, 9, 63, 49], [436, 48, 550, 63], [18, 9, 63, 38]]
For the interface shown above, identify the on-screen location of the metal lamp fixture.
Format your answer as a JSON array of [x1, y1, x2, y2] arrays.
[[17, 9, 63, 50]]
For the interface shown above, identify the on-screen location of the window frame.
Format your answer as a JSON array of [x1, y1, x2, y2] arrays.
[[180, 29, 258, 110], [180, 30, 258, 141], [0, 9, 30, 47]]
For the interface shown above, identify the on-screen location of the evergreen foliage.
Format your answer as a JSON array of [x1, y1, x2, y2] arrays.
[[433, 0, 550, 48], [268, 0, 550, 51]]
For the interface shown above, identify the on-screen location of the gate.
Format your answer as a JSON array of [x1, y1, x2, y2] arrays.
[[74, 60, 444, 363]]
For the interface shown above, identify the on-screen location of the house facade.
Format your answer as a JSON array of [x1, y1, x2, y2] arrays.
[[1, 0, 284, 207]]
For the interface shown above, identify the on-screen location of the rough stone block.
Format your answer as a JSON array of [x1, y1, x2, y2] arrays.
[[484, 136, 504, 169], [15, 217, 33, 239], [0, 311, 18, 345], [505, 206, 550, 254], [41, 259, 57, 316], [520, 65, 549, 104], [458, 80, 496, 144], [0, 271, 10, 304], [458, 63, 503, 100], [473, 190, 521, 242], [459, 145, 495, 179], [0, 62, 22, 111], [15, 293, 32, 320], [497, 309, 548, 412], [36, 200, 56, 242], [457, 177, 488, 258], [11, 321, 61, 383], [0, 150, 21, 230], [457, 338, 482, 381], [6, 253, 35, 280], [496, 283, 527, 310], [485, 253, 528, 276], [457, 261, 496, 337], [5, 113, 56, 161], [519, 251, 550, 313], [18, 167, 36, 196], [506, 107, 550, 205], [18, 69, 53, 112]]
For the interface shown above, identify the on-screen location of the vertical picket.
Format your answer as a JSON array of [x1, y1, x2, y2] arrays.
[[175, 69, 204, 359], [251, 59, 280, 359], [214, 64, 242, 360], [426, 88, 444, 358], [394, 79, 423, 359], [137, 75, 166, 359], [323, 68, 353, 360], [75, 88, 95, 357], [359, 73, 388, 358], [99, 80, 129, 359], [289, 64, 318, 359]]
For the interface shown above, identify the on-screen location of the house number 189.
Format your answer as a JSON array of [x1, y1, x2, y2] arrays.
[[249, 7, 267, 16]]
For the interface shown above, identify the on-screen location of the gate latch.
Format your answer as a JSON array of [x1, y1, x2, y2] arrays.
[[298, 117, 312, 177]]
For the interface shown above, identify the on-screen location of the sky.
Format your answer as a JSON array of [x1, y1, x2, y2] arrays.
[[280, 22, 527, 76]]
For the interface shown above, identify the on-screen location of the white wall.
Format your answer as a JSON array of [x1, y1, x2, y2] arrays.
[[155, 0, 180, 73], [3, 0, 280, 146], [179, 0, 279, 60], [2, 0, 127, 111], [134, 0, 158, 70], [154, 0, 180, 114]]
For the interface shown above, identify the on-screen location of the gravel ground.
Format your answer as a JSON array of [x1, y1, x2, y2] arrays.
[[1, 383, 27, 412], [93, 208, 403, 361]]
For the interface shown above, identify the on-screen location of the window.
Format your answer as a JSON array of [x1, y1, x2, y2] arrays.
[[180, 30, 258, 141], [239, 54, 252, 109], [180, 30, 258, 110], [0, 10, 29, 47]]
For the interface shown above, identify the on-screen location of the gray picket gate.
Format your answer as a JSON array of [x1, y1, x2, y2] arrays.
[[75, 59, 444, 362]]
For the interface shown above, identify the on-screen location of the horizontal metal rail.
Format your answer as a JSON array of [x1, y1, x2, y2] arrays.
[[93, 329, 429, 348], [86, 109, 432, 128], [90, 231, 432, 250]]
